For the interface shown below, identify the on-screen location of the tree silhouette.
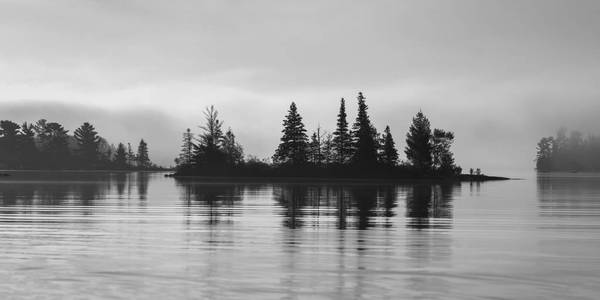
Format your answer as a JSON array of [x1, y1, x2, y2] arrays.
[[432, 129, 460, 174], [351, 92, 378, 165], [0, 120, 21, 168], [194, 106, 227, 168], [39, 122, 70, 169], [17, 122, 38, 168], [273, 102, 309, 165], [381, 125, 398, 166], [136, 139, 150, 169], [177, 128, 195, 166], [332, 98, 352, 164], [405, 111, 433, 172], [222, 128, 244, 166], [74, 122, 100, 168], [113, 143, 128, 169]]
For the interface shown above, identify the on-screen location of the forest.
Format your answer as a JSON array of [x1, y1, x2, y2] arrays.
[[0, 119, 157, 170], [536, 128, 600, 172], [174, 92, 462, 179]]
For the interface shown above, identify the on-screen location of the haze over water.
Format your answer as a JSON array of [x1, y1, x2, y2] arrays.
[[0, 172, 598, 299]]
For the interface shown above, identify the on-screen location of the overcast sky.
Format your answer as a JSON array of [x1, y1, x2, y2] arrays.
[[1, 0, 599, 175]]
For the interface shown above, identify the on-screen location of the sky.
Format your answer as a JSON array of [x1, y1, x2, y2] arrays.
[[1, 0, 599, 175]]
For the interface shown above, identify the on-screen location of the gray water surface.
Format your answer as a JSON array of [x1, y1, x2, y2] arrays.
[[0, 172, 599, 299]]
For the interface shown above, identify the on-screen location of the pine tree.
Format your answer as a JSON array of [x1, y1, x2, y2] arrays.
[[40, 122, 70, 169], [74, 122, 100, 167], [178, 128, 195, 166], [114, 143, 128, 169], [405, 111, 433, 171], [273, 102, 308, 165], [126, 143, 136, 167], [381, 125, 399, 166], [308, 129, 324, 165], [136, 139, 151, 169], [17, 122, 38, 168], [351, 92, 378, 165], [332, 98, 352, 164], [193, 106, 226, 168], [222, 128, 244, 166]]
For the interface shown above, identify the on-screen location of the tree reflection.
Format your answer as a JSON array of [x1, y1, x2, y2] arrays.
[[406, 183, 457, 229], [274, 184, 401, 230], [176, 180, 242, 226]]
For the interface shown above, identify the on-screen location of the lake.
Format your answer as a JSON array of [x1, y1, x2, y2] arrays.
[[0, 171, 599, 299]]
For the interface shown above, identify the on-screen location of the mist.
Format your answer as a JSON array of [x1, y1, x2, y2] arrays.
[[1, 0, 600, 175]]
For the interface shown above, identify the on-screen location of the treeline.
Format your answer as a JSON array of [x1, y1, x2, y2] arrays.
[[0, 119, 158, 170], [175, 92, 461, 178], [536, 128, 600, 172]]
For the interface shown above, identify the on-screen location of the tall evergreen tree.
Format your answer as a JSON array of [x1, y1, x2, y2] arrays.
[[74, 122, 100, 167], [113, 143, 128, 169], [351, 92, 378, 165], [405, 111, 433, 171], [381, 125, 399, 166], [194, 106, 226, 168], [136, 139, 151, 169], [332, 98, 352, 164], [177, 128, 195, 166], [273, 102, 309, 165]]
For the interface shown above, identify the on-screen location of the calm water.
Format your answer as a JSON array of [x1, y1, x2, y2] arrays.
[[0, 172, 599, 299]]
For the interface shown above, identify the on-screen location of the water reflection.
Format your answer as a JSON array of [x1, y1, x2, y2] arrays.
[[406, 183, 458, 230], [537, 173, 600, 217], [176, 180, 243, 226]]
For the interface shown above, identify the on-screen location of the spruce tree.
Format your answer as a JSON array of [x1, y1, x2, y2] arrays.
[[351, 92, 378, 165], [381, 125, 399, 166], [74, 122, 100, 167], [405, 111, 433, 171], [273, 102, 308, 165], [178, 128, 195, 166], [114, 143, 128, 169], [332, 98, 352, 164], [136, 139, 151, 169]]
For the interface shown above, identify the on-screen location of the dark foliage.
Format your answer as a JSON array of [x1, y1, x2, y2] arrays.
[[0, 119, 159, 170]]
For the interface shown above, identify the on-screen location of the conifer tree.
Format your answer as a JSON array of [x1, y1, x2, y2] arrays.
[[74, 122, 100, 167], [136, 139, 150, 169], [381, 125, 399, 166], [178, 128, 195, 166], [273, 102, 308, 165], [126, 143, 136, 167], [332, 98, 352, 164], [114, 143, 128, 169], [405, 111, 433, 171], [351, 92, 378, 165]]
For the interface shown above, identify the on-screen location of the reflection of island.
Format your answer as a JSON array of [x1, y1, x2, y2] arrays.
[[406, 183, 458, 229], [537, 174, 600, 217], [176, 180, 243, 225], [273, 184, 402, 230]]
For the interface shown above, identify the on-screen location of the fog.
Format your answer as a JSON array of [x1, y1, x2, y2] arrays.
[[1, 0, 600, 175]]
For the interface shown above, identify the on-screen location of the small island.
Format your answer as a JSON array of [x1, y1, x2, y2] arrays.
[[536, 128, 600, 172], [171, 92, 508, 182]]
